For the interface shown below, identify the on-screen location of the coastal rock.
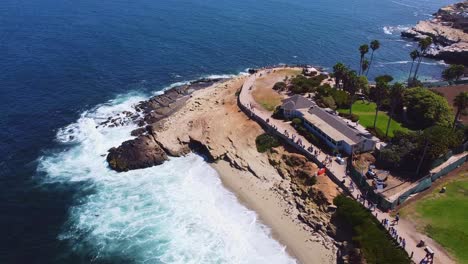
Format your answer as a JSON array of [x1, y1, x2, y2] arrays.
[[106, 135, 168, 172], [401, 2, 468, 65]]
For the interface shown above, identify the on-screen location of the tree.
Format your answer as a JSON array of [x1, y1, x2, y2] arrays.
[[343, 70, 359, 115], [442, 64, 465, 81], [361, 59, 369, 76], [386, 83, 405, 137], [408, 50, 419, 83], [372, 75, 393, 129], [333, 62, 347, 89], [412, 37, 433, 83], [453, 91, 468, 128], [404, 87, 454, 128], [366, 40, 380, 76], [358, 44, 369, 75]]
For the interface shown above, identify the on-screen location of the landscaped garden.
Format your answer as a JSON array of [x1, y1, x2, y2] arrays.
[[338, 100, 410, 138], [400, 169, 468, 264]]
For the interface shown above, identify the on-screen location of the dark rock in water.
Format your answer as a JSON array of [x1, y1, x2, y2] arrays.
[[107, 135, 168, 172], [130, 127, 147, 137]]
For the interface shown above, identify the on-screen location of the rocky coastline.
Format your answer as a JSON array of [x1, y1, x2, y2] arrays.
[[103, 77, 225, 171], [401, 1, 468, 65], [100, 69, 344, 263]]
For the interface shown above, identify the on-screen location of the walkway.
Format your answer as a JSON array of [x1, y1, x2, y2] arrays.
[[238, 68, 455, 264]]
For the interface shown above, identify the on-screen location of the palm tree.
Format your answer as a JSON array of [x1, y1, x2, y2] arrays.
[[359, 44, 369, 75], [373, 75, 393, 129], [385, 82, 404, 137], [361, 59, 370, 76], [412, 37, 433, 82], [333, 62, 347, 89], [408, 50, 419, 83], [366, 40, 380, 76], [453, 91, 468, 128], [343, 70, 359, 115]]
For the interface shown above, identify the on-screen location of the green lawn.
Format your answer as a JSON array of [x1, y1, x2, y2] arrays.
[[338, 101, 409, 138], [401, 174, 468, 264]]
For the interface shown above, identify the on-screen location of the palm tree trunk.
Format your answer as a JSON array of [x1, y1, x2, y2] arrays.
[[359, 57, 363, 76], [349, 95, 354, 115], [373, 104, 379, 128], [366, 51, 374, 76], [408, 61, 415, 83], [413, 55, 423, 81], [453, 109, 461, 129], [385, 107, 394, 137]]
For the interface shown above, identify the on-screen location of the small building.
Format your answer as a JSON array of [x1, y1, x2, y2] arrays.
[[281, 95, 376, 155]]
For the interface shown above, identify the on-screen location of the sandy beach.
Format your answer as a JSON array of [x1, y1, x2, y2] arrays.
[[152, 70, 339, 263]]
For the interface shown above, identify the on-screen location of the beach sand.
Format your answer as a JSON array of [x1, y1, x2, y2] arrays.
[[154, 72, 337, 264]]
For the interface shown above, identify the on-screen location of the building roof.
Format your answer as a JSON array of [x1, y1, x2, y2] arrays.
[[299, 106, 370, 145], [281, 94, 314, 110]]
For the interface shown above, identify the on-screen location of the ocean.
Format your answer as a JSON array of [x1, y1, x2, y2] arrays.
[[0, 0, 457, 263]]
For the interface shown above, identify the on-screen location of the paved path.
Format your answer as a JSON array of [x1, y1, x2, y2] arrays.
[[238, 68, 455, 264]]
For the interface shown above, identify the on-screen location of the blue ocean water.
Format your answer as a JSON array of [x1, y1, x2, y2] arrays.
[[0, 0, 457, 263]]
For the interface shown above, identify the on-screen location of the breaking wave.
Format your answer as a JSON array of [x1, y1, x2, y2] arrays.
[[37, 86, 296, 264], [383, 25, 410, 35]]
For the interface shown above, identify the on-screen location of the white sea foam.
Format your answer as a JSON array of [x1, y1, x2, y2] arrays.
[[37, 91, 296, 263], [383, 25, 410, 35], [381, 60, 448, 66]]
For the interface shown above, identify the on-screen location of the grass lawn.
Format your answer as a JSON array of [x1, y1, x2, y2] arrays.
[[400, 172, 468, 264], [252, 68, 301, 111], [338, 100, 409, 138]]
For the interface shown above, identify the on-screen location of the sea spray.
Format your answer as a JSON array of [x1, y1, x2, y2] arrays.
[[38, 92, 297, 264]]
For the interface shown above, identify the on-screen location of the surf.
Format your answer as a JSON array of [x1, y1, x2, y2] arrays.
[[37, 89, 296, 264]]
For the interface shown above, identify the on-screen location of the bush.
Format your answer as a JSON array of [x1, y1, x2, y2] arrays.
[[339, 112, 359, 122], [255, 133, 280, 153], [333, 195, 411, 264], [273, 81, 287, 91], [291, 117, 303, 126], [321, 96, 336, 109], [290, 74, 328, 94], [272, 106, 285, 120]]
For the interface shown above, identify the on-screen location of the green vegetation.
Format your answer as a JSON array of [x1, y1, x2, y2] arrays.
[[255, 133, 280, 153], [409, 37, 433, 87], [378, 127, 464, 176], [333, 195, 411, 264], [272, 81, 287, 91], [338, 101, 409, 138], [404, 87, 454, 128], [453, 91, 468, 128], [315, 84, 350, 109], [442, 64, 465, 82], [400, 175, 468, 264], [289, 74, 328, 94]]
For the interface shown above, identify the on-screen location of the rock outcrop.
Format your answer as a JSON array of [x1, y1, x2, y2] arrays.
[[107, 135, 168, 172], [401, 1, 468, 65], [103, 77, 224, 172]]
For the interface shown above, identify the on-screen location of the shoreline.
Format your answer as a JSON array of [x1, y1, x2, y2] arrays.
[[211, 161, 336, 264], [135, 69, 339, 263]]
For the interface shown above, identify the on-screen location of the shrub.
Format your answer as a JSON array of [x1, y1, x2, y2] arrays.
[[255, 133, 280, 153], [291, 117, 303, 126], [333, 195, 411, 264], [272, 106, 285, 120], [321, 96, 336, 109], [273, 81, 287, 91], [289, 74, 328, 94]]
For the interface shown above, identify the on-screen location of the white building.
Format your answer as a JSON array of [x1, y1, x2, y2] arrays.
[[281, 95, 376, 155]]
